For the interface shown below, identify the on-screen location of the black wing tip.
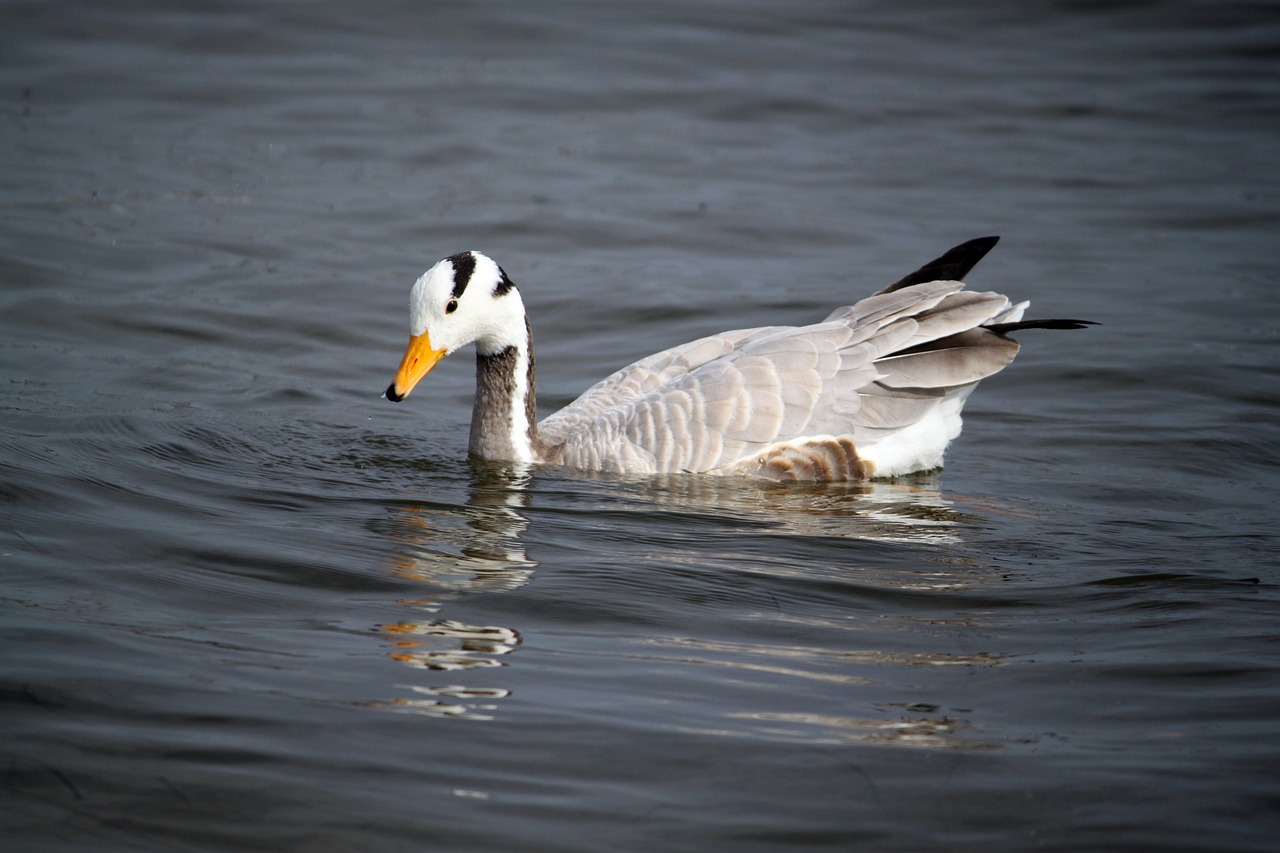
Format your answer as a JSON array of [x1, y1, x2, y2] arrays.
[[966, 235, 1001, 251], [879, 235, 1002, 294], [985, 318, 1099, 335]]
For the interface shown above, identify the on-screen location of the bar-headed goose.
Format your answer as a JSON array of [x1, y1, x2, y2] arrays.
[[385, 237, 1093, 480]]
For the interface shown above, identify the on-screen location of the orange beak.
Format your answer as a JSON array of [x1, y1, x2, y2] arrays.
[[385, 331, 447, 402]]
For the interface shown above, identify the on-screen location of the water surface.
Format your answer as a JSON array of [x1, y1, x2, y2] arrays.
[[3, 1, 1279, 850]]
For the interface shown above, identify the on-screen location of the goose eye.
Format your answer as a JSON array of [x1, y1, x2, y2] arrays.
[[445, 299, 459, 314]]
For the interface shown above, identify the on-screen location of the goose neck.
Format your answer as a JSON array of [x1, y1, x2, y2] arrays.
[[469, 316, 541, 463]]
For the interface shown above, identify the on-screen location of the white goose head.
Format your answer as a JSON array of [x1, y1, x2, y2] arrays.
[[385, 251, 527, 402]]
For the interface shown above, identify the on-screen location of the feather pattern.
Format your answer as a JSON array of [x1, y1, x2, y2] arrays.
[[385, 237, 1095, 481]]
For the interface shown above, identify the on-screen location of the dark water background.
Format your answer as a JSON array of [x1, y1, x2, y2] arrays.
[[3, 1, 1279, 850]]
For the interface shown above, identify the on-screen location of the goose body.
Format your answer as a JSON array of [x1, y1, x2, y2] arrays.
[[385, 238, 1092, 481]]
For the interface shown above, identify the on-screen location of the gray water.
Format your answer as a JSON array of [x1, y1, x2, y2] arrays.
[[3, 1, 1279, 850]]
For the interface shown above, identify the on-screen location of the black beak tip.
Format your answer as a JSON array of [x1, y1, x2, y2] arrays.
[[385, 383, 404, 402]]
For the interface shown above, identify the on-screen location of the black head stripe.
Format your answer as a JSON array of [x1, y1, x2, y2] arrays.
[[447, 251, 477, 299], [493, 265, 514, 296]]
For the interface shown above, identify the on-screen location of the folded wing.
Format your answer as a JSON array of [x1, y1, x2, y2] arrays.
[[540, 278, 1026, 476]]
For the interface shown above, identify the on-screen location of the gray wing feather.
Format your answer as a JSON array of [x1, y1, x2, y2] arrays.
[[539, 279, 1025, 474], [539, 327, 780, 441], [822, 280, 962, 326], [876, 329, 1020, 389]]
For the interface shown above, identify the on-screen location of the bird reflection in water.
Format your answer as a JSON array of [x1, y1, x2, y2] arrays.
[[371, 462, 1008, 739], [594, 474, 1021, 750], [638, 472, 985, 546], [371, 463, 535, 720]]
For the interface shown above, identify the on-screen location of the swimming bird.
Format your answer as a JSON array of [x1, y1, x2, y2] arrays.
[[385, 237, 1093, 480]]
